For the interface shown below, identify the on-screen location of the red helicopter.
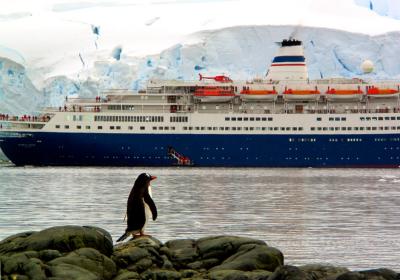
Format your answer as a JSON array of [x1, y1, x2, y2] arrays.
[[199, 73, 233, 83]]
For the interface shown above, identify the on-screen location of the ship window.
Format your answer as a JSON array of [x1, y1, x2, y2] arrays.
[[391, 117, 396, 120], [347, 127, 352, 130], [165, 127, 169, 130], [299, 127, 303, 131], [189, 127, 193, 130], [55, 125, 60, 128], [329, 117, 334, 121], [311, 127, 315, 131], [201, 127, 205, 130], [335, 117, 340, 121], [213, 127, 218, 130], [195, 127, 200, 130], [380, 117, 385, 120], [360, 117, 365, 121], [244, 118, 248, 121], [323, 127, 328, 131], [262, 117, 266, 121], [256, 117, 260, 121], [237, 127, 242, 131], [116, 126, 121, 130], [268, 117, 273, 121], [318, 127, 322, 131], [274, 127, 278, 131], [354, 127, 359, 131], [208, 127, 212, 130], [153, 127, 157, 130], [77, 125, 81, 129], [231, 117, 236, 121], [225, 117, 230, 121], [385, 127, 389, 130], [341, 117, 346, 121], [86, 126, 90, 129], [280, 127, 285, 131], [140, 126, 145, 130], [372, 117, 377, 121], [317, 117, 322, 121], [360, 127, 364, 130], [159, 127, 164, 130], [341, 127, 346, 131], [233, 127, 237, 131], [397, 117, 400, 120], [293, 127, 298, 131], [366, 117, 371, 121], [225, 127, 230, 131], [219, 127, 224, 131], [250, 118, 255, 121], [286, 127, 290, 131], [183, 127, 187, 130], [171, 127, 175, 130], [110, 126, 115, 130], [98, 126, 102, 129], [237, 118, 243, 121], [330, 127, 334, 131], [372, 127, 377, 130], [367, 127, 371, 130]]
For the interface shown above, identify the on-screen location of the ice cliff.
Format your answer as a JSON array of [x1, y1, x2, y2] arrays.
[[0, 25, 400, 115]]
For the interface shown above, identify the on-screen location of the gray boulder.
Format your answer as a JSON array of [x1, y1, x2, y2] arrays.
[[48, 247, 116, 280], [0, 226, 113, 256]]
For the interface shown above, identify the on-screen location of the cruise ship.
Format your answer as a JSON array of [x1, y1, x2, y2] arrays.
[[1, 39, 400, 167]]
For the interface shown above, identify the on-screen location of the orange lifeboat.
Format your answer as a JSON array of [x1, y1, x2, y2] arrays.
[[283, 88, 320, 101], [240, 87, 277, 101], [194, 86, 235, 103], [367, 86, 400, 98], [325, 88, 363, 101]]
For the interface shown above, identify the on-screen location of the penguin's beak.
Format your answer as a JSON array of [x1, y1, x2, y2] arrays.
[[150, 176, 157, 181]]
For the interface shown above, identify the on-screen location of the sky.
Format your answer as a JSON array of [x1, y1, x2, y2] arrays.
[[0, 0, 399, 75]]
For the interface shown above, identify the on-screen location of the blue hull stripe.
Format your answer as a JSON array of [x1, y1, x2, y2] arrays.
[[1, 131, 400, 167], [272, 56, 305, 63]]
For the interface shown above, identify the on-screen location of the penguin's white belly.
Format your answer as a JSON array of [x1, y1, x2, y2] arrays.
[[143, 186, 153, 232]]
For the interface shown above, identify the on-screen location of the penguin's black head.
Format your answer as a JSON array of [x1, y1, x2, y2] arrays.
[[135, 173, 157, 189]]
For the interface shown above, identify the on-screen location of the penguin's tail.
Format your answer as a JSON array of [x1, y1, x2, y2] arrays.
[[116, 232, 129, 242]]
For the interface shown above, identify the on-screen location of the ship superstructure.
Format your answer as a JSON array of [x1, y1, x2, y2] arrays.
[[1, 39, 400, 167]]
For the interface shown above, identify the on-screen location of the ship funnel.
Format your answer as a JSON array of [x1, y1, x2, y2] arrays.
[[265, 39, 308, 83]]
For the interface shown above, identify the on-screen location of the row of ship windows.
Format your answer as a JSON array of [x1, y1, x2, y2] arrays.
[[55, 125, 400, 132], [93, 115, 189, 123], [225, 117, 273, 121], [311, 126, 400, 131], [360, 116, 400, 121], [94, 115, 164, 122]]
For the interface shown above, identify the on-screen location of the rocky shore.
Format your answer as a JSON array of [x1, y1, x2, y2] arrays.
[[0, 226, 398, 280]]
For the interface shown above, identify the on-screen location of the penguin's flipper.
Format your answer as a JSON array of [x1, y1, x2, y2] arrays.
[[117, 232, 129, 242], [144, 193, 158, 221]]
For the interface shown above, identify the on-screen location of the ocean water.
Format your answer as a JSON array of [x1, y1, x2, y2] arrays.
[[0, 166, 399, 271]]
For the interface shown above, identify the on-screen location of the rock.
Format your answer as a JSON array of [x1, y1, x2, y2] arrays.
[[38, 249, 62, 261], [197, 236, 266, 260], [112, 236, 163, 269], [336, 268, 399, 280], [165, 239, 198, 268], [0, 226, 113, 257], [49, 263, 99, 280], [211, 244, 283, 272], [140, 268, 181, 280], [268, 265, 310, 280], [209, 269, 250, 280], [187, 258, 221, 270], [299, 264, 349, 280], [48, 247, 117, 280], [113, 269, 141, 280]]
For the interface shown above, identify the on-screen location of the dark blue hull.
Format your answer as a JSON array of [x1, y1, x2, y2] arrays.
[[1, 131, 400, 167]]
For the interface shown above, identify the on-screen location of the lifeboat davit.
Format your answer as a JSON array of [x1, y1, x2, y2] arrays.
[[325, 88, 363, 101], [283, 88, 320, 101], [194, 86, 235, 103], [367, 86, 400, 98], [240, 87, 277, 101]]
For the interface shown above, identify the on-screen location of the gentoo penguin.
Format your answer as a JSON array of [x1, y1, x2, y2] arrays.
[[117, 173, 158, 242]]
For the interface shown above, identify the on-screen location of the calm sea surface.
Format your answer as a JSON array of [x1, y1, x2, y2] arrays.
[[0, 166, 399, 271]]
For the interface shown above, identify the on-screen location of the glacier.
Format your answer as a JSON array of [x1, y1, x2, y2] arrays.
[[354, 0, 400, 20], [0, 25, 400, 116]]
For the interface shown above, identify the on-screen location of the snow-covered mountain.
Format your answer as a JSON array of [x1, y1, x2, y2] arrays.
[[1, 24, 400, 115], [1, 0, 400, 114]]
